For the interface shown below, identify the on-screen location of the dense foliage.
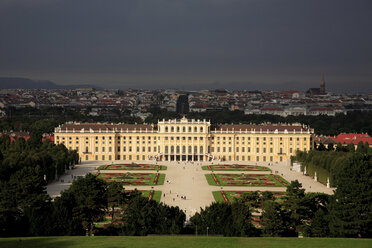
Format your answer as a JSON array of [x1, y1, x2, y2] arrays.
[[2, 107, 372, 136], [293, 142, 372, 187]]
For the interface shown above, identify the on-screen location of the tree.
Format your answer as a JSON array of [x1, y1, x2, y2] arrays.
[[107, 182, 130, 223], [65, 174, 108, 235], [284, 180, 309, 234], [261, 200, 287, 236], [329, 153, 372, 238]]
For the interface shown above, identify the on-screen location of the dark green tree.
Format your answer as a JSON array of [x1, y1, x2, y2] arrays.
[[261, 200, 287, 236], [329, 153, 372, 238], [65, 174, 108, 235]]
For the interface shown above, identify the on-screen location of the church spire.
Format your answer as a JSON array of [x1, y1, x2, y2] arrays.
[[320, 72, 326, 94]]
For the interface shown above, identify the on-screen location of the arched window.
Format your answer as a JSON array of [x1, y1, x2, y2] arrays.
[[194, 127, 197, 132], [188, 146, 192, 153], [182, 146, 186, 153], [188, 127, 192, 132], [176, 146, 180, 153], [171, 146, 174, 153], [182, 126, 186, 132], [200, 127, 203, 132], [171, 126, 174, 132], [177, 126, 180, 132], [165, 126, 168, 132]]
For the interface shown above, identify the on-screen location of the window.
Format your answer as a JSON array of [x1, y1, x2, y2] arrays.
[[182, 146, 186, 153], [188, 146, 192, 153], [148, 147, 151, 152], [142, 147, 145, 152], [200, 146, 203, 153], [117, 147, 120, 152], [95, 155, 98, 160], [137, 147, 140, 152], [270, 147, 273, 153], [171, 127, 174, 132], [177, 126, 180, 132], [256, 148, 259, 153], [109, 147, 112, 152], [95, 147, 98, 152], [117, 155, 120, 160], [183, 127, 186, 132], [165, 126, 168, 132], [109, 155, 112, 160], [236, 147, 239, 152], [256, 156, 259, 161], [223, 147, 226, 152], [228, 147, 231, 152], [102, 147, 105, 152], [200, 127, 203, 132], [129, 147, 132, 152], [102, 155, 105, 160], [123, 147, 126, 152]]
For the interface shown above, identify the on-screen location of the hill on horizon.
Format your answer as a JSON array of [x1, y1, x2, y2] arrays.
[[0, 77, 100, 90]]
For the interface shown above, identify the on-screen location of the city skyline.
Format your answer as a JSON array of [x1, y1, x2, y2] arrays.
[[0, 0, 371, 92]]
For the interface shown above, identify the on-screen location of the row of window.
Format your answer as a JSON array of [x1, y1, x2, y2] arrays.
[[164, 126, 205, 133], [58, 135, 308, 142], [89, 155, 146, 161]]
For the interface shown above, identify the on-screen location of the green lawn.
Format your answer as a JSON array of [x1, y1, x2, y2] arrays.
[[212, 191, 225, 203], [205, 174, 218, 186], [157, 173, 165, 185], [0, 236, 370, 248]]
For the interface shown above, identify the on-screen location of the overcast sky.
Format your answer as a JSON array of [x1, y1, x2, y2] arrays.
[[0, 0, 371, 92]]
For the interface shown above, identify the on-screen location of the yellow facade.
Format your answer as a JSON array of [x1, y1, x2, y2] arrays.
[[54, 117, 314, 162]]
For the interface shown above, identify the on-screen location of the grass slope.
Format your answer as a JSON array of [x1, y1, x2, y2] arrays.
[[0, 236, 371, 248]]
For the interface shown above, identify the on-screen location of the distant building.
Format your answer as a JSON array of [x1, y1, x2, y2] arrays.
[[176, 95, 189, 114], [307, 73, 327, 96]]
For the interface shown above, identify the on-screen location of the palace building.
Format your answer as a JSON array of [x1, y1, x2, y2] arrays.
[[54, 117, 314, 162]]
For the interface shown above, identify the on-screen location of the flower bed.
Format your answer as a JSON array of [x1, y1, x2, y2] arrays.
[[213, 191, 286, 204], [98, 164, 166, 171], [202, 164, 271, 171], [206, 173, 289, 187], [97, 172, 164, 186]]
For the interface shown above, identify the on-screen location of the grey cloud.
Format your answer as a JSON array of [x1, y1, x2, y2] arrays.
[[0, 0, 371, 92]]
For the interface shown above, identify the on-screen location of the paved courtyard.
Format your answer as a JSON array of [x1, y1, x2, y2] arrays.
[[47, 160, 335, 219]]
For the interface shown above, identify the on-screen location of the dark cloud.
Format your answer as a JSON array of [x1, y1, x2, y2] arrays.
[[0, 0, 371, 92]]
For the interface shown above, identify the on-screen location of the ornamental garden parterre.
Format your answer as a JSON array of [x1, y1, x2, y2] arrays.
[[206, 173, 289, 187]]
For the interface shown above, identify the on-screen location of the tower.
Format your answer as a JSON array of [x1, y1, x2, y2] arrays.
[[320, 72, 326, 94]]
